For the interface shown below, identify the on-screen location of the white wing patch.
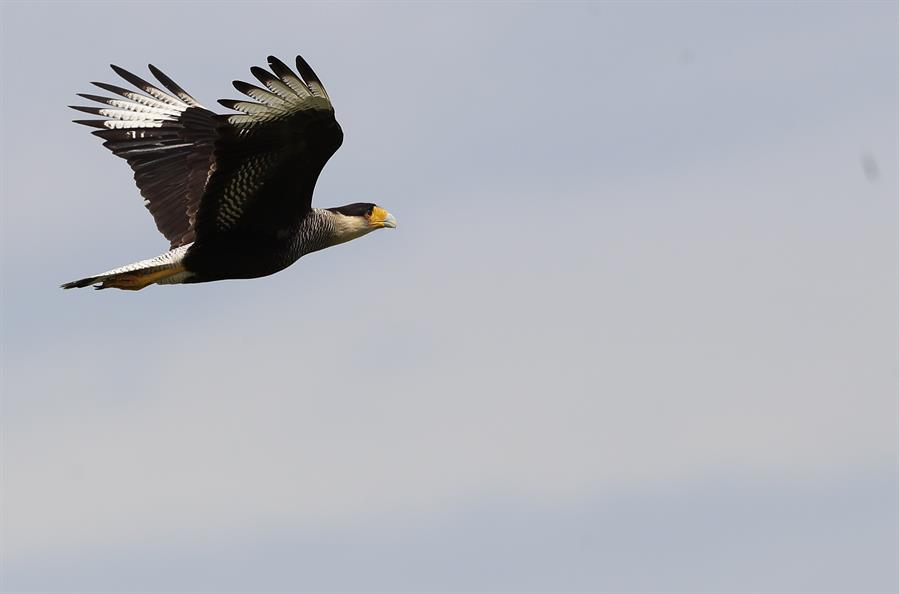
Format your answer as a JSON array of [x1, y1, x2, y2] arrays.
[[71, 64, 206, 132]]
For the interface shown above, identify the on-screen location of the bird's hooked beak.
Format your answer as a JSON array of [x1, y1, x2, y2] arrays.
[[371, 206, 397, 229]]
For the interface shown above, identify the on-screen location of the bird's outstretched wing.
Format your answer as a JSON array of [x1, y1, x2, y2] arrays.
[[191, 55, 344, 242], [71, 66, 218, 248]]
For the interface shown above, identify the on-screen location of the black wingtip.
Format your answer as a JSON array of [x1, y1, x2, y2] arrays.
[[110, 64, 136, 83], [110, 64, 157, 93], [148, 63, 194, 102], [267, 55, 296, 80], [69, 105, 102, 115], [250, 65, 271, 80], [233, 79, 267, 96], [267, 55, 289, 70], [92, 81, 128, 95], [295, 55, 319, 82], [147, 64, 175, 83], [72, 119, 107, 128], [76, 93, 112, 104]]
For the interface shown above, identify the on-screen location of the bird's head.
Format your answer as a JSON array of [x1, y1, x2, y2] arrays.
[[326, 202, 397, 245]]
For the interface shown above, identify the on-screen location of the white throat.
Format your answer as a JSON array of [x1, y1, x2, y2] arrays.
[[324, 209, 375, 246]]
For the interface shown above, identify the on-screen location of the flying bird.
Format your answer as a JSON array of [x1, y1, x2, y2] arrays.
[[62, 55, 395, 290]]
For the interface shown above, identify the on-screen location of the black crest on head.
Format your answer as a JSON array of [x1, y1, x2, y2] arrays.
[[327, 203, 375, 217]]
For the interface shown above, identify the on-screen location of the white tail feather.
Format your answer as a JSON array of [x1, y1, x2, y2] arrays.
[[61, 245, 192, 290]]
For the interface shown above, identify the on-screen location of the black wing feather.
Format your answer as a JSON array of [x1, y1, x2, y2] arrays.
[[148, 64, 202, 106], [190, 55, 343, 242], [71, 65, 219, 247], [71, 55, 340, 249]]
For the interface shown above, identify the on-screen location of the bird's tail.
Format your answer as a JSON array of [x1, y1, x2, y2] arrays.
[[61, 265, 186, 290], [61, 246, 191, 291]]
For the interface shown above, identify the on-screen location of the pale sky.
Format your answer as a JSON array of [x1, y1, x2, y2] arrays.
[[1, 2, 897, 592]]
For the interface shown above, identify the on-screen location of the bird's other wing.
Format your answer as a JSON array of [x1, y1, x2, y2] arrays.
[[71, 65, 219, 248], [190, 55, 344, 242]]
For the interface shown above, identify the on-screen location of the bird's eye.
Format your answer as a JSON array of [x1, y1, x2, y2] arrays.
[[366, 206, 374, 217]]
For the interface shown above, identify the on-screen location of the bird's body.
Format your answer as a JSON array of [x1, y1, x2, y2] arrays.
[[63, 55, 395, 290]]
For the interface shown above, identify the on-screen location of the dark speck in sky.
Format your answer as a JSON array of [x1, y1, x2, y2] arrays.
[[861, 152, 880, 182]]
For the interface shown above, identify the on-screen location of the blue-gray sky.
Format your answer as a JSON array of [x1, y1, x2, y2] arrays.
[[1, 2, 897, 592]]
